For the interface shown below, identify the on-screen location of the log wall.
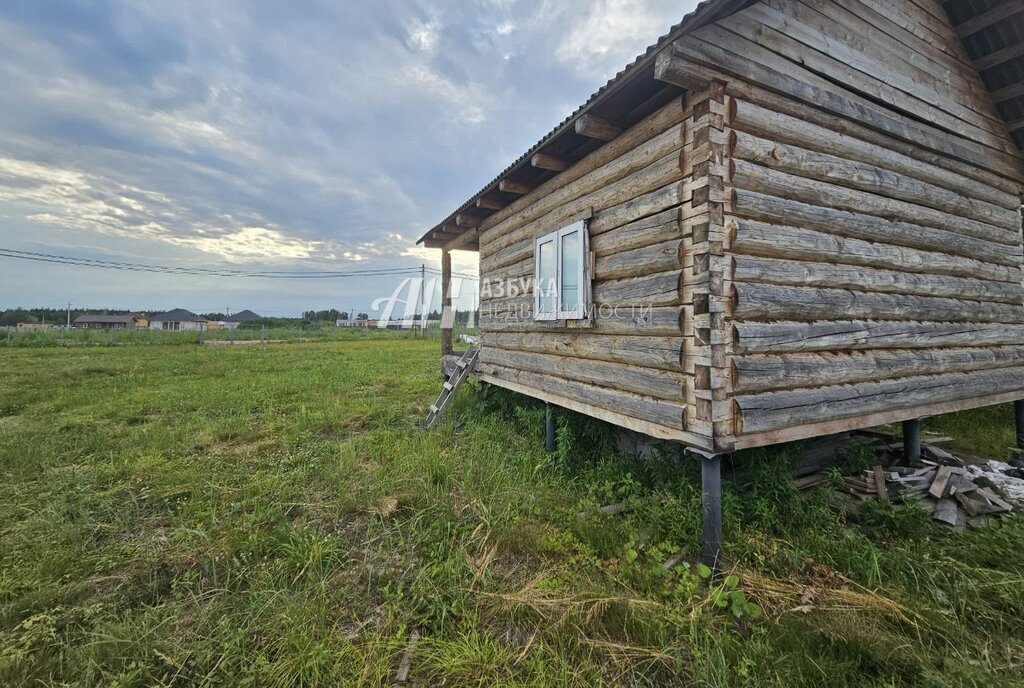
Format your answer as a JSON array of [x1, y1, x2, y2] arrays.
[[471, 0, 1024, 455], [476, 91, 712, 448], [662, 0, 1024, 450]]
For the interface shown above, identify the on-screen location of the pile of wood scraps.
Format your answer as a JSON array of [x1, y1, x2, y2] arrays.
[[795, 431, 1023, 531]]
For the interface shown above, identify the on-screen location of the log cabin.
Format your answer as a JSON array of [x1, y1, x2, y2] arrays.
[[418, 0, 1024, 559]]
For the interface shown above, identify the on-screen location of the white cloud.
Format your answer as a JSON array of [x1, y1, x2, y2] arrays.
[[550, 0, 692, 79], [406, 17, 442, 53]]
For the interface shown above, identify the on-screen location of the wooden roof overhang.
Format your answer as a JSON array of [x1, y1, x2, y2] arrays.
[[416, 0, 753, 251], [945, 0, 1024, 154], [419, 0, 1024, 252]]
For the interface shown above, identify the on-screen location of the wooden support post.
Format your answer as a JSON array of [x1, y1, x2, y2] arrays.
[[545, 403, 557, 453], [1015, 400, 1024, 449], [903, 418, 921, 463], [441, 249, 453, 357], [702, 454, 723, 571]]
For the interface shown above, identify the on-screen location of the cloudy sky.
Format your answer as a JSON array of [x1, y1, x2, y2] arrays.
[[0, 0, 696, 316]]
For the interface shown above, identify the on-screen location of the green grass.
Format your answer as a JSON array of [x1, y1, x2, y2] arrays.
[[2, 340, 1023, 686], [0, 324, 475, 348]]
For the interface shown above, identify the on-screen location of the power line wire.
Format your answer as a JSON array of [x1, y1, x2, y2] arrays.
[[0, 248, 441, 280]]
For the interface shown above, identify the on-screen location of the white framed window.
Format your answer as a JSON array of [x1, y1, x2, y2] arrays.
[[534, 219, 590, 321]]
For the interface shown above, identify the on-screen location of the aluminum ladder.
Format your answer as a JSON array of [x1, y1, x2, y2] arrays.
[[426, 346, 479, 429]]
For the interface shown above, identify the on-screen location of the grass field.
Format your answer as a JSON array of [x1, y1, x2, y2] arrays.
[[2, 340, 1023, 687]]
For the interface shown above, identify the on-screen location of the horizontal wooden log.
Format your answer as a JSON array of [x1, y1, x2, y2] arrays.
[[730, 219, 1021, 284], [718, 5, 1015, 155], [595, 239, 683, 280], [594, 271, 683, 307], [481, 165, 689, 273], [476, 196, 504, 210], [575, 114, 622, 141], [729, 98, 1020, 210], [732, 283, 1024, 323], [589, 181, 692, 236], [731, 255, 1023, 304], [499, 179, 532, 195], [759, 0, 998, 127], [477, 362, 687, 430], [476, 371, 708, 447], [532, 153, 569, 171], [730, 190, 1022, 268], [589, 206, 683, 255], [481, 332, 683, 371], [669, 28, 1024, 179], [733, 345, 1024, 393], [480, 348, 685, 401], [660, 49, 1022, 196], [732, 320, 1024, 355], [480, 306, 684, 335], [730, 158, 1021, 247], [729, 129, 1019, 230], [482, 120, 688, 260], [479, 96, 689, 238], [456, 214, 482, 228], [735, 366, 1024, 435]]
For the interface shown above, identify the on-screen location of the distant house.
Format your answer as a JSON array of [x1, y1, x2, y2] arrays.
[[149, 309, 208, 332], [223, 310, 261, 330], [16, 323, 56, 332], [73, 313, 148, 330]]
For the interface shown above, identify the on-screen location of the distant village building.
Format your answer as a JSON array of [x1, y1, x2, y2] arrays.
[[73, 313, 148, 330], [15, 323, 57, 332], [149, 309, 208, 332], [336, 318, 376, 329], [223, 310, 261, 330]]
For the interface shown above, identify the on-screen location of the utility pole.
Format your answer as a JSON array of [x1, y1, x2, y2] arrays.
[[66, 301, 72, 329], [419, 264, 426, 334]]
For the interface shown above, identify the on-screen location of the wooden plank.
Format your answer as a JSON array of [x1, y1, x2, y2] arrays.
[[873, 465, 889, 501], [954, 1, 1024, 38], [929, 466, 952, 499], [934, 497, 959, 525], [972, 41, 1024, 71]]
